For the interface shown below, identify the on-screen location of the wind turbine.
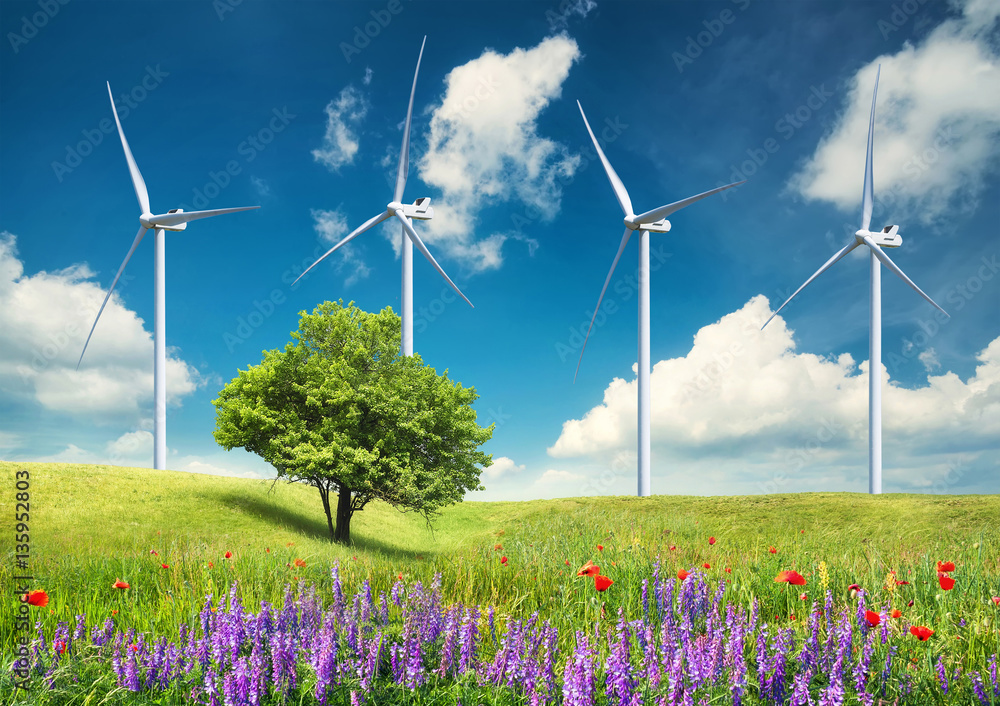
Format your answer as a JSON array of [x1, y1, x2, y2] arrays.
[[78, 82, 259, 470], [761, 65, 948, 494], [574, 100, 744, 497], [294, 36, 472, 355]]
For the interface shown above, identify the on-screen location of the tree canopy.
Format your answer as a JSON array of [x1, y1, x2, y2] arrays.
[[213, 300, 493, 544]]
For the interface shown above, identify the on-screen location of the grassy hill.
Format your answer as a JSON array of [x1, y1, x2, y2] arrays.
[[2, 461, 998, 703]]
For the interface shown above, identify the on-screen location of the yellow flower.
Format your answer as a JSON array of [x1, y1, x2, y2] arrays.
[[884, 571, 897, 593], [818, 561, 829, 593]]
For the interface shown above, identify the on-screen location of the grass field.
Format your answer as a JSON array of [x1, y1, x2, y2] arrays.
[[1, 461, 998, 704]]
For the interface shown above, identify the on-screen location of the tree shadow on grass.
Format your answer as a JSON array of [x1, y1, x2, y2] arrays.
[[214, 491, 435, 561], [215, 492, 330, 540]]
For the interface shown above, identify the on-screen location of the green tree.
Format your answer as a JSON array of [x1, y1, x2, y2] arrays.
[[212, 300, 493, 544]]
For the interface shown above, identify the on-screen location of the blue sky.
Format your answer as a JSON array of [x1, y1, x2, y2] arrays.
[[1, 0, 997, 499]]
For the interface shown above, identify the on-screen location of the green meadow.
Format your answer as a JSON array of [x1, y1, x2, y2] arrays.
[[1, 461, 998, 704]]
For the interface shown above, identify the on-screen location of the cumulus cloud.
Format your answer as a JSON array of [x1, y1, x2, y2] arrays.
[[548, 295, 1000, 491], [0, 232, 204, 419], [310, 208, 372, 287], [787, 1, 1000, 223], [416, 35, 581, 272], [312, 86, 369, 172], [481, 455, 525, 481]]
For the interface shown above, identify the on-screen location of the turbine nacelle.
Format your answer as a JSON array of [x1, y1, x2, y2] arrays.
[[140, 209, 189, 232], [625, 215, 671, 233], [393, 197, 434, 221], [855, 225, 902, 248]]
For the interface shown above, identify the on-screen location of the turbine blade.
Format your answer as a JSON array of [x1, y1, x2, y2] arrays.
[[77, 226, 148, 369], [761, 239, 862, 330], [577, 101, 633, 217], [633, 180, 746, 225], [392, 209, 473, 307], [292, 211, 391, 286], [575, 227, 633, 382], [862, 235, 948, 317], [394, 36, 426, 204], [107, 82, 150, 215], [861, 65, 880, 232], [150, 206, 260, 228]]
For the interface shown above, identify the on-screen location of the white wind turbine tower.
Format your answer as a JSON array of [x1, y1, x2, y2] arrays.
[[761, 66, 948, 494], [294, 36, 472, 354], [78, 82, 259, 470], [575, 101, 744, 497]]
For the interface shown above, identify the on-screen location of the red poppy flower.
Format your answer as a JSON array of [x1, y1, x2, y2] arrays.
[[149, 550, 158, 556], [895, 580, 910, 585], [775, 570, 806, 586], [703, 563, 711, 569], [725, 567, 732, 574], [111, 609, 118, 615], [891, 609, 902, 618], [577, 561, 600, 577], [669, 545, 676, 551], [113, 579, 129, 590], [564, 560, 570, 566], [800, 530, 805, 534], [224, 551, 233, 559], [397, 572, 403, 580], [594, 575, 613, 592], [130, 643, 139, 652], [865, 610, 880, 627], [352, 556, 358, 561], [907, 599, 914, 607], [848, 584, 861, 598], [768, 547, 777, 554], [992, 597, 1000, 607], [708, 537, 716, 545], [23, 590, 48, 607], [494, 544, 502, 551], [678, 569, 689, 580], [910, 625, 934, 641], [799, 592, 808, 601], [161, 563, 169, 569], [789, 614, 796, 621], [597, 545, 604, 551], [938, 573, 955, 590], [286, 542, 294, 547], [500, 556, 508, 565], [293, 558, 306, 568], [936, 561, 955, 573], [265, 548, 270, 553]]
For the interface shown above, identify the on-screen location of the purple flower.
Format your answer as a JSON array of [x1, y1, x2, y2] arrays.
[[937, 655, 949, 695]]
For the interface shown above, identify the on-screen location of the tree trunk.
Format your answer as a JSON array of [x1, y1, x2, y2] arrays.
[[334, 484, 352, 544], [317, 480, 336, 541]]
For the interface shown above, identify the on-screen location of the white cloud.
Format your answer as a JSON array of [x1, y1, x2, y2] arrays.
[[312, 86, 369, 172], [310, 208, 372, 287], [416, 35, 581, 272], [0, 232, 203, 419], [547, 0, 597, 30], [787, 1, 1000, 223], [177, 456, 273, 479], [363, 67, 373, 86], [481, 455, 525, 481], [251, 175, 271, 197], [548, 295, 1000, 492], [105, 430, 153, 463], [919, 348, 941, 372]]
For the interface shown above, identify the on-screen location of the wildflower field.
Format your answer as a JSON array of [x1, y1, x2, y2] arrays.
[[1, 462, 998, 705]]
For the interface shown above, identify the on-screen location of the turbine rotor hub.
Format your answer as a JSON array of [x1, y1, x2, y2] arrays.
[[139, 213, 155, 229]]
